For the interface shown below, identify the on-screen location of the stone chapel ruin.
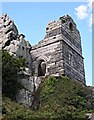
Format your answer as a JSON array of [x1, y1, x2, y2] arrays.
[[0, 13, 85, 107]]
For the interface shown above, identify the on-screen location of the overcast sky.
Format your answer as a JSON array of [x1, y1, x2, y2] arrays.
[[1, 1, 93, 86]]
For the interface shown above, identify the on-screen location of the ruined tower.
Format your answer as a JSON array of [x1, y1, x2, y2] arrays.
[[1, 14, 86, 107], [31, 15, 85, 83]]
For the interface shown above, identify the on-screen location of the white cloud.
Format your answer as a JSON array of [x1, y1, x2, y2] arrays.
[[75, 5, 88, 20], [75, 0, 94, 30]]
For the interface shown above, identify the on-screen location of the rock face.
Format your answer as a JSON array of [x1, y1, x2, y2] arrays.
[[0, 13, 32, 67], [0, 13, 33, 107], [0, 13, 86, 107]]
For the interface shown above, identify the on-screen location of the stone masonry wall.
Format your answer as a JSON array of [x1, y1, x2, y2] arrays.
[[31, 35, 64, 77], [62, 41, 85, 83], [31, 15, 85, 83]]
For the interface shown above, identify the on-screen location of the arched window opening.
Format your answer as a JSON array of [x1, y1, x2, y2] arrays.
[[69, 22, 73, 31], [38, 60, 46, 76]]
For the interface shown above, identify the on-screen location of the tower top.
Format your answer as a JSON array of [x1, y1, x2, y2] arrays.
[[59, 14, 77, 30], [45, 14, 80, 39]]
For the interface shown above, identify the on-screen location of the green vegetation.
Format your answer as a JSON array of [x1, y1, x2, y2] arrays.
[[2, 76, 94, 120], [2, 50, 94, 119], [37, 76, 93, 119], [2, 50, 26, 100]]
